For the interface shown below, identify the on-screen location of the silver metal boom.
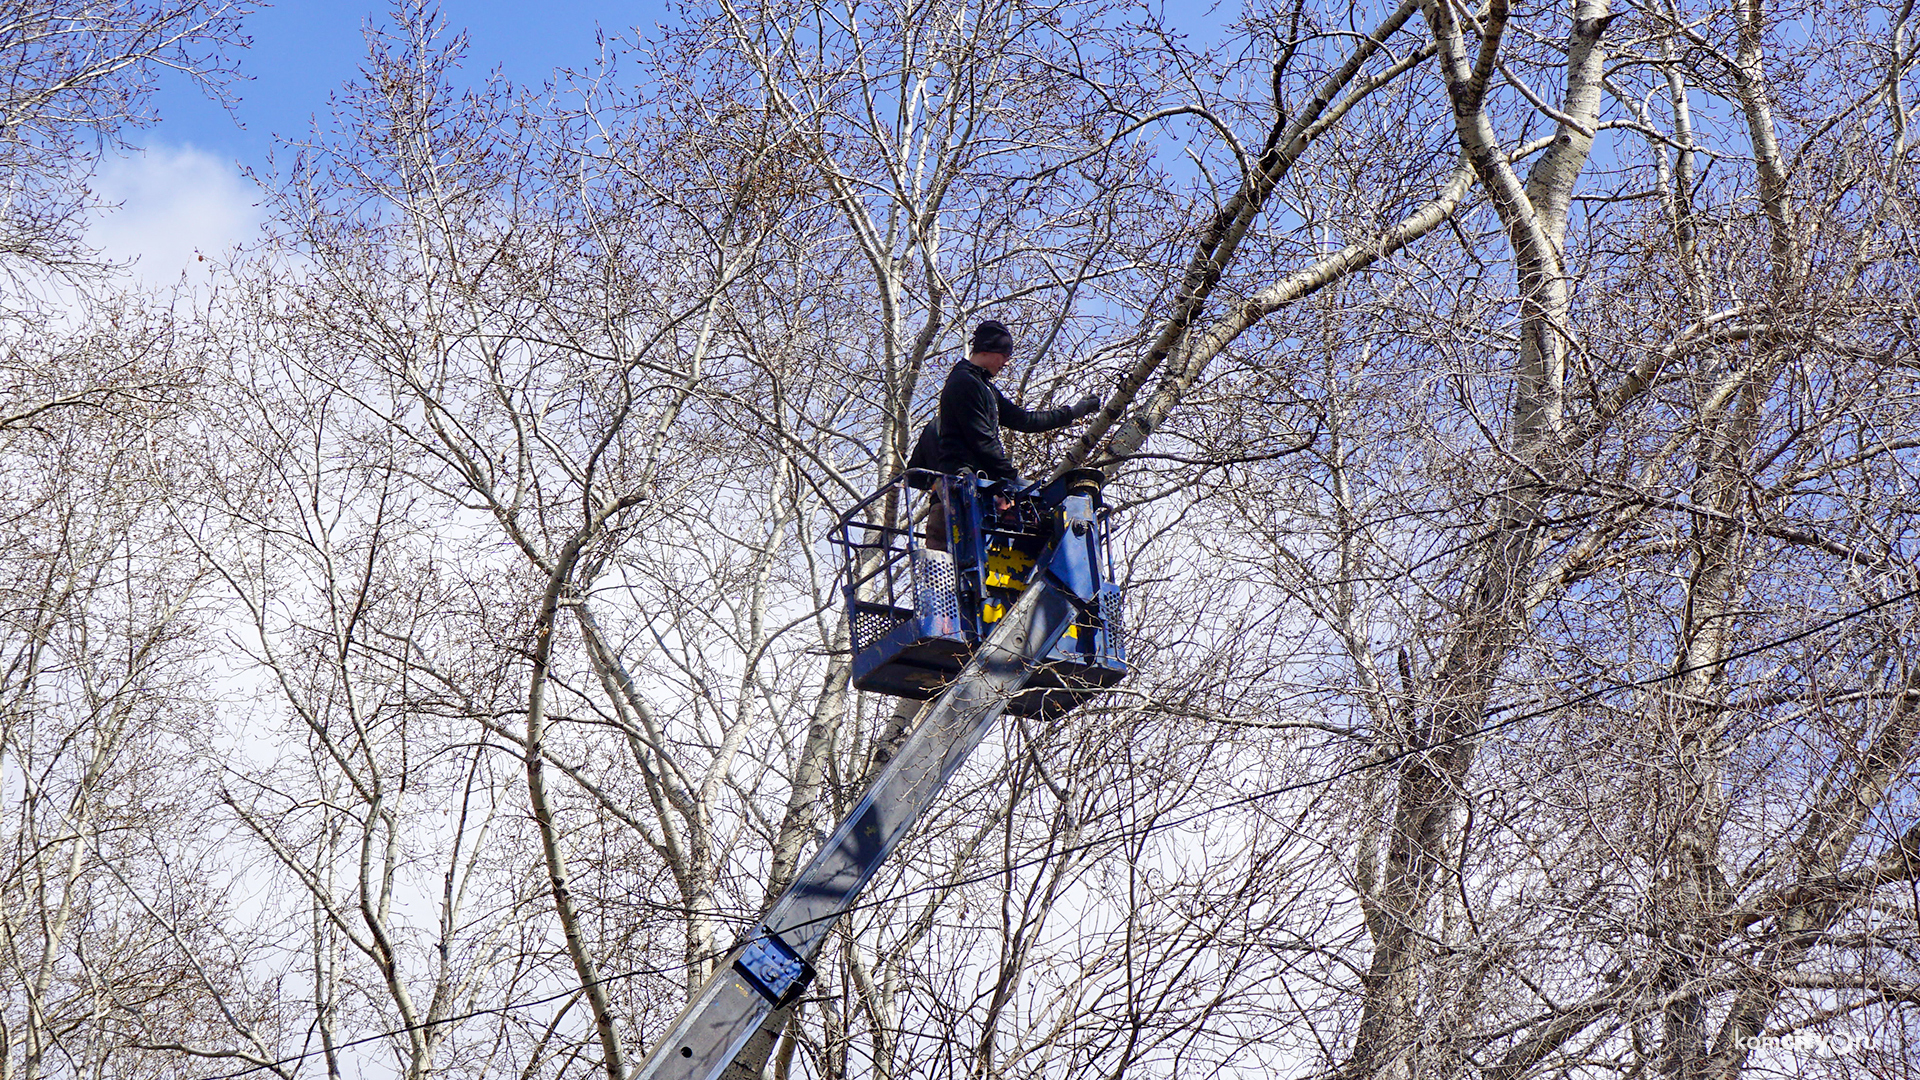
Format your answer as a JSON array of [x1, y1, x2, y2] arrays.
[[632, 574, 1079, 1080]]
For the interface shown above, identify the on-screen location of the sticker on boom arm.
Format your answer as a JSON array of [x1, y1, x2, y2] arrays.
[[734, 934, 814, 1006]]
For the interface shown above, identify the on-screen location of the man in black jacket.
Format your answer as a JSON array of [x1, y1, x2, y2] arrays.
[[937, 319, 1100, 482], [924, 319, 1099, 549]]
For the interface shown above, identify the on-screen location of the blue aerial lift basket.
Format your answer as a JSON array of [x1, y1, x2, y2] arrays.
[[832, 466, 1127, 718]]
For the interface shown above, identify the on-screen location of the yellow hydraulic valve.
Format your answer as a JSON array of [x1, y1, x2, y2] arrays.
[[983, 547, 1034, 589], [980, 547, 1078, 636]]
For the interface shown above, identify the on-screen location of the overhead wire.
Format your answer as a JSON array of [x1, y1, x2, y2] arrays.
[[198, 957, 721, 1080], [201, 582, 1920, 1079]]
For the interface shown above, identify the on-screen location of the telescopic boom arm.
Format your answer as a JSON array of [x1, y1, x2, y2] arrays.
[[631, 571, 1081, 1080]]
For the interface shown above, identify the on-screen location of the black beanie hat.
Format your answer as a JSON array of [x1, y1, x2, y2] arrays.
[[971, 319, 1014, 356]]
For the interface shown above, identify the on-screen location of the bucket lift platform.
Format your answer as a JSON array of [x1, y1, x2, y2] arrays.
[[834, 467, 1127, 718]]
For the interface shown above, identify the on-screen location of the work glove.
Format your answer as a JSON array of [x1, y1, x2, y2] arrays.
[[1072, 393, 1102, 419]]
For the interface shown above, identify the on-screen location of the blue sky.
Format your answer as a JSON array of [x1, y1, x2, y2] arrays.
[[149, 0, 1225, 168], [149, 1, 673, 170], [97, 0, 1228, 283], [95, 1, 676, 282]]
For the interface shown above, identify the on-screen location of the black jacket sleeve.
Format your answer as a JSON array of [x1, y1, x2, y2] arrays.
[[994, 387, 1076, 433]]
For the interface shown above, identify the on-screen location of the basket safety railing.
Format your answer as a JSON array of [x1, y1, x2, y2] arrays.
[[832, 469, 941, 652]]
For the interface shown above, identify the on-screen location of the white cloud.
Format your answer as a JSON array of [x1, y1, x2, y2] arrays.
[[86, 144, 261, 286]]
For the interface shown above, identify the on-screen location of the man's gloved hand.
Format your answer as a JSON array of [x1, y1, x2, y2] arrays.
[[1072, 393, 1102, 419]]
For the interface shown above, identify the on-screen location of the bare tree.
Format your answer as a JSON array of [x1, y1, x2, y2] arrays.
[[0, 307, 280, 1080], [4, 0, 1917, 1079], [0, 0, 244, 283], [1055, 0, 1920, 1077]]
